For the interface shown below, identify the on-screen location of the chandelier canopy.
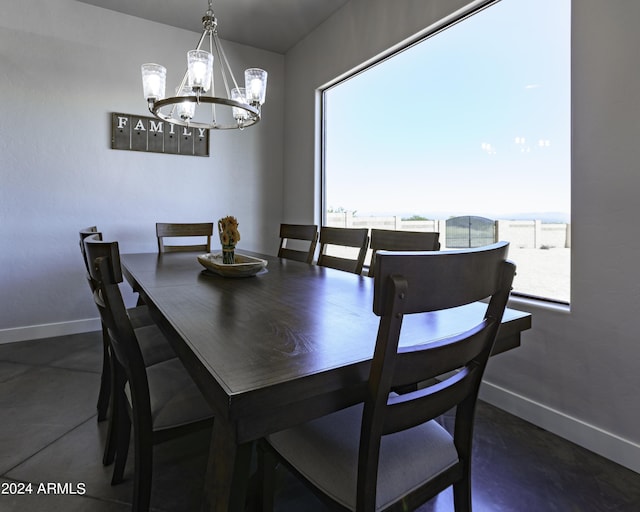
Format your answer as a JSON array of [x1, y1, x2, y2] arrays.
[[141, 0, 267, 130]]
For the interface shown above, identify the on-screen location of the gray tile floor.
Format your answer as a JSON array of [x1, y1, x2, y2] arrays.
[[1, 331, 639, 511]]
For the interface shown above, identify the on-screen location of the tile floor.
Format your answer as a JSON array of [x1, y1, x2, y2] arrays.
[[0, 331, 639, 511]]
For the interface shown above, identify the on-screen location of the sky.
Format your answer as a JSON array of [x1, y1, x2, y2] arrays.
[[324, 0, 571, 220]]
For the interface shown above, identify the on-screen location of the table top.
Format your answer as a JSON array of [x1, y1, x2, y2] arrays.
[[121, 251, 531, 441]]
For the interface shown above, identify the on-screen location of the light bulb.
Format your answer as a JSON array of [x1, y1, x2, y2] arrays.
[[187, 50, 213, 92]]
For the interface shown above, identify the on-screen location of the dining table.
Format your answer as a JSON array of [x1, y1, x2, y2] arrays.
[[120, 250, 532, 511]]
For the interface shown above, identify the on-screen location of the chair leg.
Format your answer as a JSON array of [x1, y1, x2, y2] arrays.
[[111, 414, 131, 485], [102, 413, 118, 466], [133, 422, 153, 512], [111, 379, 131, 485], [97, 326, 111, 421], [452, 477, 472, 512], [102, 347, 119, 466]]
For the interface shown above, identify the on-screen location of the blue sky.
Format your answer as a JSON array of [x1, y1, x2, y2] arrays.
[[324, 0, 570, 220]]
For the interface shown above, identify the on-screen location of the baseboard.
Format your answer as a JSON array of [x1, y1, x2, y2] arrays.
[[480, 380, 640, 475], [0, 318, 101, 344]]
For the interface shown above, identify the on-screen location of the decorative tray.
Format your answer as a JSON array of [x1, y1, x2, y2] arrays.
[[197, 253, 268, 278]]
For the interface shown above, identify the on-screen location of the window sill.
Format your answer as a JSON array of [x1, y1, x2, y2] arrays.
[[508, 294, 571, 314]]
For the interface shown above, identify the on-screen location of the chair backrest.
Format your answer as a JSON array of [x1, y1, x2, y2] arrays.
[[79, 227, 103, 291], [84, 234, 152, 422], [357, 242, 515, 510], [368, 229, 441, 277], [156, 222, 213, 253], [317, 226, 369, 274], [277, 224, 318, 264]]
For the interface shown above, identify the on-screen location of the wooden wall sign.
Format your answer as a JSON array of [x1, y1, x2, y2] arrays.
[[111, 112, 209, 157]]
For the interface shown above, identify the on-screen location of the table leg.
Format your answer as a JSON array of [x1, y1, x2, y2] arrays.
[[202, 418, 253, 511]]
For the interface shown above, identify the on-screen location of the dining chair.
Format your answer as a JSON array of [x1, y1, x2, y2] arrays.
[[316, 226, 369, 274], [79, 228, 177, 467], [79, 227, 115, 422], [80, 229, 176, 412], [259, 242, 515, 512], [277, 223, 318, 264], [367, 229, 441, 278], [156, 222, 213, 253], [84, 234, 214, 512]]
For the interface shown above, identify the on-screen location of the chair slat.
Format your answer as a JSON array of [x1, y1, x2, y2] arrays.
[[156, 222, 213, 253], [317, 227, 369, 274], [391, 320, 493, 389], [278, 224, 318, 264], [373, 242, 510, 315], [369, 229, 440, 277], [383, 366, 478, 434]]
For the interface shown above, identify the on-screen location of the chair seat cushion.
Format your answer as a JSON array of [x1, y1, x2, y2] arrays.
[[267, 403, 458, 511], [134, 324, 176, 366], [139, 358, 213, 430], [127, 304, 153, 329]]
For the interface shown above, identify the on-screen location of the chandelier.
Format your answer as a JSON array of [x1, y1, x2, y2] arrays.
[[141, 0, 267, 130]]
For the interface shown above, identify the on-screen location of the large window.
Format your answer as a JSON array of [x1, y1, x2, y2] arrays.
[[322, 0, 571, 303]]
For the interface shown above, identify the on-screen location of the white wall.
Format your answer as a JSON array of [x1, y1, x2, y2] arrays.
[[282, 0, 640, 472], [0, 0, 284, 341]]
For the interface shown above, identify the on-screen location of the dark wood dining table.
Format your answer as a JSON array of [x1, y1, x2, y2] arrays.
[[120, 250, 532, 511]]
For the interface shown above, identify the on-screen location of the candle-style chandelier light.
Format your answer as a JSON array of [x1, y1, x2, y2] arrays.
[[141, 0, 267, 130]]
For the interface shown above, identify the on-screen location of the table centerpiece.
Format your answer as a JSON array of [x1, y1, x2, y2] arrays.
[[218, 215, 240, 264]]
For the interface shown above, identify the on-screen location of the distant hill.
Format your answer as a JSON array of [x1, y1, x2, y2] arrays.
[[357, 210, 570, 223]]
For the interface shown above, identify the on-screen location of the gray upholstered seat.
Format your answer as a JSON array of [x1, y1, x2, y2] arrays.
[[144, 358, 213, 430], [268, 403, 458, 511], [135, 325, 177, 366]]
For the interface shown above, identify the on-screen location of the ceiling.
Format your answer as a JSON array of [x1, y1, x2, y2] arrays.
[[78, 0, 350, 54]]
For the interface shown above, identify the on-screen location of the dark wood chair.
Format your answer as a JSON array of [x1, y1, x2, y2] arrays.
[[277, 223, 318, 264], [368, 229, 440, 278], [79, 229, 176, 420], [259, 242, 515, 512], [84, 234, 213, 512], [79, 227, 114, 422], [79, 228, 177, 470], [317, 226, 369, 274], [156, 222, 213, 253]]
